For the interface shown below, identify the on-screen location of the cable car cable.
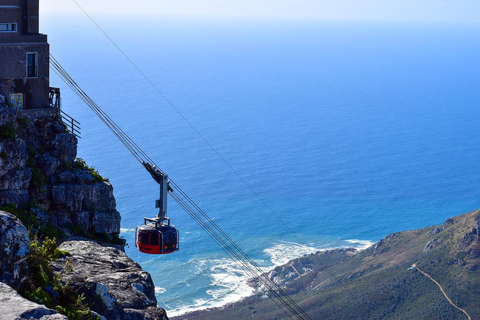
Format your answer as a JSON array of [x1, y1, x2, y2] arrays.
[[50, 57, 311, 320], [169, 191, 295, 320], [169, 180, 312, 319], [170, 191, 310, 319], [66, 1, 372, 317], [169, 189, 310, 319], [66, 5, 369, 313]]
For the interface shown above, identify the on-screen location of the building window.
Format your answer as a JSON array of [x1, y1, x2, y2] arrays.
[[26, 52, 38, 78], [0, 23, 17, 32]]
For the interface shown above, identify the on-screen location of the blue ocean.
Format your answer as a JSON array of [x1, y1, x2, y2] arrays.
[[43, 15, 480, 316]]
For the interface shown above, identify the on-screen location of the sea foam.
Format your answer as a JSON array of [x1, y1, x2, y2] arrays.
[[170, 238, 373, 316], [166, 258, 255, 317]]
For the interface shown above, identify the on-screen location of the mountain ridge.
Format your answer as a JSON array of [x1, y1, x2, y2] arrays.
[[178, 209, 480, 319]]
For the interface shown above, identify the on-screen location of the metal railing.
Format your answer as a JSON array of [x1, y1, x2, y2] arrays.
[[60, 109, 81, 139]]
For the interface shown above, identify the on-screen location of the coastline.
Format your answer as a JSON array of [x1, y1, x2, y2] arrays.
[[168, 239, 374, 317]]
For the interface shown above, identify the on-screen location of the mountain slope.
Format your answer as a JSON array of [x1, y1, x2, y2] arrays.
[[179, 209, 480, 319]]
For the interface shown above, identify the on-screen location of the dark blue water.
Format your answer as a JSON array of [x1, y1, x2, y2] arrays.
[[44, 15, 480, 315]]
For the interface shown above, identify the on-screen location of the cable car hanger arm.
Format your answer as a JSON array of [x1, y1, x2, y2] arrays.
[[142, 162, 173, 222]]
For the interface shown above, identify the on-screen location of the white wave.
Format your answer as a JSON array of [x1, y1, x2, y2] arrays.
[[167, 258, 255, 317], [168, 239, 374, 317], [264, 241, 322, 266], [264, 239, 374, 266], [345, 239, 374, 251], [120, 228, 135, 233], [155, 287, 166, 294]]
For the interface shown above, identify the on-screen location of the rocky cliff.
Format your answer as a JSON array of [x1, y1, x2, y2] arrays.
[[0, 106, 120, 238], [0, 104, 168, 319]]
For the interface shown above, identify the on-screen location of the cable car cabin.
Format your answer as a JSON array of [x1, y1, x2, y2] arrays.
[[135, 218, 179, 254]]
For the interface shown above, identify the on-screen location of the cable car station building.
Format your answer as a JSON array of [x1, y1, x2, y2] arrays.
[[0, 0, 50, 109]]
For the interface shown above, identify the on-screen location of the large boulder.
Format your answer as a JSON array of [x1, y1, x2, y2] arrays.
[[0, 282, 67, 320], [0, 211, 29, 290], [50, 241, 168, 320]]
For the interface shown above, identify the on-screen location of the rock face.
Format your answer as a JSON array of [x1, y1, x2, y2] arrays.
[[0, 211, 29, 290], [51, 241, 168, 320], [0, 282, 67, 320], [0, 104, 165, 318], [0, 106, 120, 237]]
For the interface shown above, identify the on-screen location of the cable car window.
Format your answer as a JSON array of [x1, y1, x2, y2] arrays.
[[140, 231, 149, 244], [150, 232, 159, 245]]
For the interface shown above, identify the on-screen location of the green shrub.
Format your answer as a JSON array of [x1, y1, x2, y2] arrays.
[[24, 238, 97, 318], [74, 158, 104, 182], [22, 237, 98, 320], [25, 286, 52, 306], [91, 170, 104, 182]]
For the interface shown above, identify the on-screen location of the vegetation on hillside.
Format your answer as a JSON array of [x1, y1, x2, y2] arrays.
[[178, 210, 480, 320]]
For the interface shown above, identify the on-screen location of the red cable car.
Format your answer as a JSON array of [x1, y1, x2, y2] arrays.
[[135, 217, 179, 254], [135, 164, 179, 255]]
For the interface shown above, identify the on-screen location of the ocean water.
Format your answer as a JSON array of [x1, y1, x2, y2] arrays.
[[43, 15, 480, 316]]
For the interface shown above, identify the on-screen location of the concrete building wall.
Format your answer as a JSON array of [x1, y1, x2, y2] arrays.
[[0, 0, 50, 109]]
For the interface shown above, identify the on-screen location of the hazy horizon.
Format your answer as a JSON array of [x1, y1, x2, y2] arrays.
[[40, 0, 480, 24]]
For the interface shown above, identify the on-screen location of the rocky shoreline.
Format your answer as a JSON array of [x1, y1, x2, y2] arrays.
[[178, 210, 480, 319]]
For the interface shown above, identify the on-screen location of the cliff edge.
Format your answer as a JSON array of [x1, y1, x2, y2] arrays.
[[0, 104, 168, 319]]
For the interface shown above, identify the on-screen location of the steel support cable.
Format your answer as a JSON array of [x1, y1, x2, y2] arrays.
[[52, 72, 143, 164], [68, 0, 310, 251], [50, 57, 137, 157], [169, 191, 297, 320], [51, 66, 143, 164], [171, 207, 297, 320], [50, 56, 149, 164], [169, 192, 293, 319], [170, 195, 301, 320], [67, 2, 368, 316], [170, 190, 302, 319], [50, 55, 147, 164], [50, 57, 308, 320], [168, 181, 311, 312], [169, 187, 311, 320], [50, 57, 145, 162]]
